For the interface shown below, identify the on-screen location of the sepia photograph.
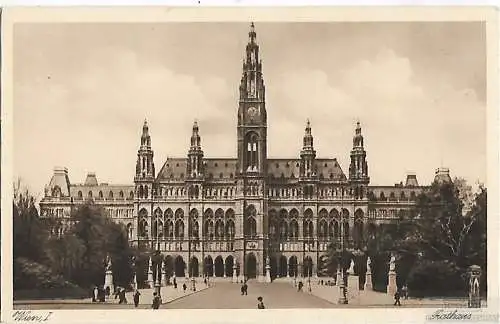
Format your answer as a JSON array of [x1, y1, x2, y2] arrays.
[[2, 6, 499, 323]]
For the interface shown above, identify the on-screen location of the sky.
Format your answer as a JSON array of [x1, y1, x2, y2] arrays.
[[13, 22, 487, 197]]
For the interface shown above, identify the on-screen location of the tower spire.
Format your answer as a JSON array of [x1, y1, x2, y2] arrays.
[[188, 120, 204, 178], [349, 120, 369, 185], [249, 22, 256, 43], [300, 119, 316, 178]]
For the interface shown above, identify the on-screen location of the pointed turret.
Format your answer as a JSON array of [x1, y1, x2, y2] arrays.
[[349, 121, 369, 185], [300, 119, 316, 178], [187, 120, 204, 178], [135, 119, 155, 199]]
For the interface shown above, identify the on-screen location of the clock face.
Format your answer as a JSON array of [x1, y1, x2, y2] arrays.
[[247, 106, 258, 117]]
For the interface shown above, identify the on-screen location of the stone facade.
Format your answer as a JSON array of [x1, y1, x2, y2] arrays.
[[40, 23, 450, 281]]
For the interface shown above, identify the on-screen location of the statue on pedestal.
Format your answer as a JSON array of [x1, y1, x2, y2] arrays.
[[105, 254, 112, 271], [348, 259, 355, 275], [104, 254, 114, 295], [389, 254, 396, 272]]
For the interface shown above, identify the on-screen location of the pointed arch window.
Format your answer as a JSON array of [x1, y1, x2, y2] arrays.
[[245, 133, 259, 172]]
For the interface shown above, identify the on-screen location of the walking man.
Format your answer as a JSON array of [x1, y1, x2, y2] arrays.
[[133, 289, 141, 308], [394, 290, 402, 306], [243, 282, 248, 295]]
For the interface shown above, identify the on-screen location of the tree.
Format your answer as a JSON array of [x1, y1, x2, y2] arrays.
[[67, 203, 138, 289], [13, 182, 50, 263], [406, 179, 487, 294]]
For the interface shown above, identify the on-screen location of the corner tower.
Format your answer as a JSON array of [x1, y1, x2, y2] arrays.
[[349, 121, 369, 198], [237, 22, 267, 176], [134, 120, 155, 199]]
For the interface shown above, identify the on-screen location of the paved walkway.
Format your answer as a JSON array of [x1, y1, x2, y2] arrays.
[[307, 282, 479, 308], [14, 284, 210, 309], [166, 281, 335, 309]]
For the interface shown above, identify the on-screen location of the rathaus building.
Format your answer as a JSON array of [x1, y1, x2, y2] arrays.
[[40, 23, 450, 282]]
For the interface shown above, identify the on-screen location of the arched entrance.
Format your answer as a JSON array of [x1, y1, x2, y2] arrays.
[[303, 256, 313, 278], [204, 256, 214, 277], [164, 255, 174, 278], [245, 253, 257, 279], [214, 256, 224, 277], [288, 255, 298, 277], [225, 256, 234, 277], [190, 257, 199, 277], [270, 256, 278, 280], [279, 255, 287, 277], [174, 256, 185, 277]]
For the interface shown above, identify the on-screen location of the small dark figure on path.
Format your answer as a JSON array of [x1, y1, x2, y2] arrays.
[[257, 296, 265, 309], [394, 290, 402, 306], [241, 282, 248, 295], [298, 281, 303, 292], [401, 285, 408, 300], [174, 278, 178, 289], [152, 292, 161, 309], [115, 288, 127, 304], [98, 287, 105, 302], [204, 278, 207, 286], [183, 283, 187, 292], [133, 289, 141, 307]]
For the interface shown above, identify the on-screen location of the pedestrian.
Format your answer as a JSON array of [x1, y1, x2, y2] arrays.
[[257, 296, 265, 309], [298, 281, 303, 292], [204, 278, 207, 286], [174, 277, 178, 289], [183, 283, 187, 293], [394, 290, 401, 306], [401, 285, 408, 300], [240, 284, 245, 295], [92, 286, 99, 302], [243, 282, 248, 295], [133, 289, 141, 308], [152, 292, 161, 309], [119, 288, 127, 304], [99, 287, 105, 302]]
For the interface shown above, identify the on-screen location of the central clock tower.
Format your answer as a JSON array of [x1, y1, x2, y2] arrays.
[[237, 22, 267, 176], [235, 23, 269, 282]]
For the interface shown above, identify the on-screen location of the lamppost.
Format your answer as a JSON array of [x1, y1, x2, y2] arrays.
[[131, 256, 137, 291], [338, 185, 348, 304], [154, 224, 162, 297]]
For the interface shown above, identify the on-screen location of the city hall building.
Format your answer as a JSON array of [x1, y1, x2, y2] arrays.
[[40, 24, 449, 282]]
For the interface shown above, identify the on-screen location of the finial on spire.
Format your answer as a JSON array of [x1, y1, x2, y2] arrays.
[[249, 22, 256, 43], [142, 118, 149, 136]]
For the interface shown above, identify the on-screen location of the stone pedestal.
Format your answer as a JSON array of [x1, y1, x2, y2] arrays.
[[147, 258, 154, 288], [336, 269, 341, 286], [147, 271, 154, 288], [232, 265, 237, 283], [161, 263, 167, 287], [265, 264, 271, 283], [468, 265, 482, 308], [104, 270, 114, 294], [132, 273, 138, 291], [364, 271, 373, 291], [387, 270, 397, 295]]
